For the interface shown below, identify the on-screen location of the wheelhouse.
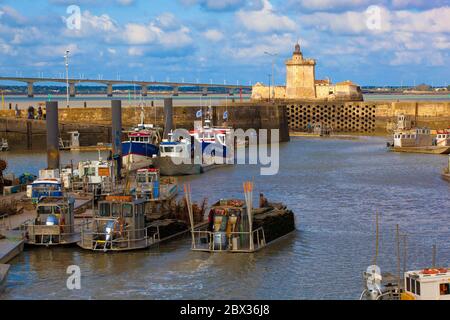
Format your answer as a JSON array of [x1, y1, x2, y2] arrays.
[[30, 179, 63, 204], [22, 197, 78, 245], [78, 196, 159, 251], [402, 268, 450, 300]]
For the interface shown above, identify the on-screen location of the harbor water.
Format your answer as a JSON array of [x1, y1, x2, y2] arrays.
[[1, 136, 450, 299]]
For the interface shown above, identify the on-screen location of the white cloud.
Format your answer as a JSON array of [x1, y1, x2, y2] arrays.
[[203, 29, 224, 42], [291, 0, 371, 11], [62, 11, 118, 39], [236, 0, 296, 33], [122, 23, 160, 45]]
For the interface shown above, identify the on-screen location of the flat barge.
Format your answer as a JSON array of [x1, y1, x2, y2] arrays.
[[187, 182, 296, 253]]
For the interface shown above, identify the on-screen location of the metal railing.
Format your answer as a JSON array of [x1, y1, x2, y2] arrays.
[[20, 220, 90, 245], [0, 214, 12, 231], [80, 223, 160, 251], [191, 227, 266, 253]]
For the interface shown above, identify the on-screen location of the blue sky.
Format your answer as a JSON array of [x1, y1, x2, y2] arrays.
[[0, 0, 449, 86]]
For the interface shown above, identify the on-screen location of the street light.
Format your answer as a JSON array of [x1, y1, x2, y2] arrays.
[[64, 50, 70, 108], [264, 51, 278, 102]]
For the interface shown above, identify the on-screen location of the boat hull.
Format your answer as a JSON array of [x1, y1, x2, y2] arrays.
[[153, 156, 202, 176], [389, 146, 450, 155], [122, 141, 159, 167]]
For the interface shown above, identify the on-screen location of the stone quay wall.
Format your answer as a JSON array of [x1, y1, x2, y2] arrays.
[[0, 103, 290, 150]]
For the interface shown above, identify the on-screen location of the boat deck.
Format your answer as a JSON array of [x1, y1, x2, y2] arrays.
[[389, 146, 450, 155]]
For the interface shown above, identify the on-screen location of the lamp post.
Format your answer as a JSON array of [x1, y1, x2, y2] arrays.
[[264, 51, 278, 102], [64, 50, 70, 108]]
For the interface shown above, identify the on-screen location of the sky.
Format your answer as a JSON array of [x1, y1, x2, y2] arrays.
[[0, 0, 449, 86]]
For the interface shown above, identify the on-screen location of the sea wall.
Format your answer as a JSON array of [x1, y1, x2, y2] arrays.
[[0, 103, 290, 150]]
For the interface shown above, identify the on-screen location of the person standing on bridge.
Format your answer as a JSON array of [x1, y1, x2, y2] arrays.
[[14, 104, 20, 118], [37, 106, 43, 120]]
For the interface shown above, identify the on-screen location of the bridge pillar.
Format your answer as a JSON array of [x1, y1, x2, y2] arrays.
[[107, 83, 113, 97], [202, 87, 208, 96], [27, 82, 34, 97], [69, 82, 76, 97], [141, 85, 148, 97], [172, 86, 179, 96]]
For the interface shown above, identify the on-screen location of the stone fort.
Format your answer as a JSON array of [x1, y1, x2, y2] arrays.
[[252, 43, 363, 102]]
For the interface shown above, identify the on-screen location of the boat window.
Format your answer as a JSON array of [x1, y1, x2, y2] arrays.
[[165, 146, 174, 153], [37, 206, 53, 215], [54, 206, 61, 214], [99, 203, 110, 217], [112, 203, 121, 217], [135, 204, 143, 216], [411, 278, 416, 294], [123, 203, 133, 217], [416, 281, 420, 296], [440, 283, 450, 295], [137, 174, 147, 183], [406, 276, 410, 292]]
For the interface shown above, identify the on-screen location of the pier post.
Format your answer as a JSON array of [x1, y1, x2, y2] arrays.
[[163, 98, 173, 139], [111, 100, 122, 178], [27, 82, 34, 98], [69, 82, 76, 97], [46, 101, 60, 170]]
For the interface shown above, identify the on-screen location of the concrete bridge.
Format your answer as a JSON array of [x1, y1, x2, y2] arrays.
[[0, 76, 252, 98]]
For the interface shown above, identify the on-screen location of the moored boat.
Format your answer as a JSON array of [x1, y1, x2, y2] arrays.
[[186, 182, 296, 253], [21, 196, 85, 246], [122, 123, 162, 171], [387, 115, 450, 154], [78, 195, 188, 252]]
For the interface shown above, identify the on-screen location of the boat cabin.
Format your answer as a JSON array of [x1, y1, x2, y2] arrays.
[[30, 179, 63, 204], [191, 199, 266, 253], [402, 268, 450, 300], [22, 197, 77, 245], [393, 127, 432, 147], [78, 196, 159, 251], [436, 130, 450, 147]]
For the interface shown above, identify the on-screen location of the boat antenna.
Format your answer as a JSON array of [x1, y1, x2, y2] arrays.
[[396, 224, 401, 288], [183, 183, 195, 249], [372, 211, 379, 265], [403, 234, 407, 276], [243, 181, 254, 251], [140, 103, 145, 126], [432, 244, 437, 268]]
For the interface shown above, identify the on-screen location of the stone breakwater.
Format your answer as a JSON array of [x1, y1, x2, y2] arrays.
[[286, 100, 450, 134]]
